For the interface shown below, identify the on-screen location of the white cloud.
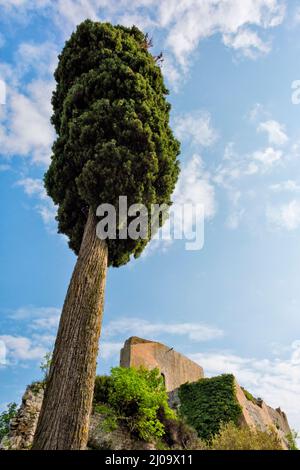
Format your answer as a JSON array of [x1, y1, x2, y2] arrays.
[[16, 42, 58, 78], [225, 190, 245, 230], [99, 341, 123, 360], [190, 340, 300, 434], [0, 164, 10, 172], [16, 178, 57, 229], [267, 200, 300, 230], [223, 28, 270, 58], [173, 154, 216, 219], [252, 147, 283, 168], [174, 111, 217, 147], [0, 80, 55, 165], [258, 120, 288, 146], [143, 153, 216, 256], [0, 0, 286, 87], [0, 335, 46, 362], [9, 306, 61, 331], [214, 141, 288, 231], [0, 340, 6, 365], [270, 180, 300, 193], [162, 0, 285, 67], [0, 306, 60, 365], [103, 317, 224, 343]]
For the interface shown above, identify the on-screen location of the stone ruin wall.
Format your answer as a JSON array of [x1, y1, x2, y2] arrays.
[[120, 336, 204, 392]]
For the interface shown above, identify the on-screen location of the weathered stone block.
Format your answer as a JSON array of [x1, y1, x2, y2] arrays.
[[120, 336, 204, 391]]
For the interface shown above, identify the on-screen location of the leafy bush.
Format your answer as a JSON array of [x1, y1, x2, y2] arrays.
[[285, 430, 299, 450], [94, 375, 113, 404], [207, 422, 283, 450], [94, 367, 175, 442], [0, 403, 17, 440], [178, 374, 242, 442], [241, 387, 257, 404]]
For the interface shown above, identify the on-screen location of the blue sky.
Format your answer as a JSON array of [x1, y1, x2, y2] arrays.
[[1, 0, 300, 436]]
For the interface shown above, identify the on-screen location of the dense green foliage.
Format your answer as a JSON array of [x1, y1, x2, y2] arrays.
[[0, 403, 17, 440], [94, 375, 113, 404], [178, 374, 242, 442], [93, 367, 175, 441], [45, 20, 180, 266], [205, 422, 283, 450]]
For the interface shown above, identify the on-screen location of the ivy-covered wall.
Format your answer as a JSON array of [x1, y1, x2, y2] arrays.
[[178, 374, 242, 441]]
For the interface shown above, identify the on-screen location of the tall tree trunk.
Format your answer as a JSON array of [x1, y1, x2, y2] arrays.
[[32, 209, 108, 450]]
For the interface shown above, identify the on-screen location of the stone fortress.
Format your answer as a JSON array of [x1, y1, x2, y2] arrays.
[[120, 336, 292, 449], [0, 336, 292, 450]]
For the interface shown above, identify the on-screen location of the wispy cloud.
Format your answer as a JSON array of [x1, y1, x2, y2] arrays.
[[0, 1, 286, 87], [258, 120, 288, 147], [270, 180, 300, 193], [103, 317, 224, 343], [174, 154, 216, 219], [99, 341, 123, 360], [267, 200, 300, 231], [252, 147, 283, 169], [174, 111, 218, 147], [0, 80, 55, 165], [16, 178, 57, 230], [9, 305, 61, 331], [0, 335, 47, 363], [144, 153, 216, 255], [223, 28, 271, 59]]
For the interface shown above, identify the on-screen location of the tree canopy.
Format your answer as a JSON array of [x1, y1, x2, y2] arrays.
[[45, 20, 180, 266]]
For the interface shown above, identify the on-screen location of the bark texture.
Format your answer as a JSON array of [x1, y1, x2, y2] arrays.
[[32, 209, 108, 450]]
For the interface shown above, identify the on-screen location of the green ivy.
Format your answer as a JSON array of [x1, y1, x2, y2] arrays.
[[0, 403, 17, 440], [178, 374, 242, 442]]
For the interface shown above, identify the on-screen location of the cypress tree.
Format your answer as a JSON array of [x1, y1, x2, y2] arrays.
[[32, 20, 180, 449]]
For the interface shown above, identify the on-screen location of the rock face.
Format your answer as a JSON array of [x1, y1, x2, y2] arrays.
[[88, 414, 155, 450], [1, 385, 155, 451], [0, 383, 44, 450], [235, 381, 291, 449], [120, 337, 204, 392]]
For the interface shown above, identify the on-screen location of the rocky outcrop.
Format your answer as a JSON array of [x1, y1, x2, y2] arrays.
[[0, 383, 44, 450], [88, 414, 155, 450], [0, 385, 155, 451], [120, 337, 204, 392], [235, 381, 291, 449]]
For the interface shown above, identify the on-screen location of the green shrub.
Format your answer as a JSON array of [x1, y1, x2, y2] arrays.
[[241, 387, 257, 404], [94, 403, 119, 432], [178, 374, 242, 442], [285, 430, 299, 450], [94, 375, 114, 404], [104, 367, 175, 442], [0, 403, 18, 440], [40, 352, 52, 382], [208, 422, 283, 450]]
